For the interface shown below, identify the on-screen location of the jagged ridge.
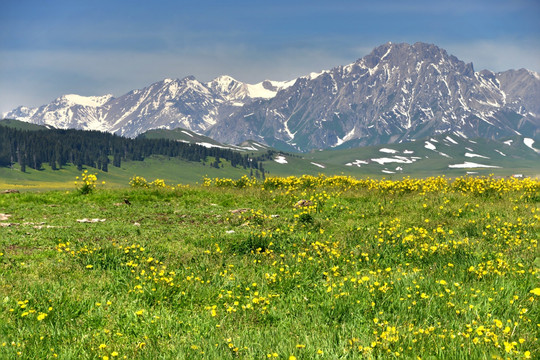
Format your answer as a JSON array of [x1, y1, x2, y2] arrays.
[[6, 42, 540, 152]]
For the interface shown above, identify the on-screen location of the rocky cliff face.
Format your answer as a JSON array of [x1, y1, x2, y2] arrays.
[[208, 42, 540, 150], [6, 42, 540, 152]]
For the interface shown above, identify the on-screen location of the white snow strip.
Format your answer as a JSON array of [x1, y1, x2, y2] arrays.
[[271, 79, 297, 89], [181, 130, 194, 138], [343, 126, 357, 142], [345, 159, 368, 167], [494, 150, 506, 157], [371, 157, 414, 165], [246, 83, 277, 99], [382, 170, 395, 174], [334, 127, 357, 147], [63, 94, 113, 107], [197, 142, 230, 149], [283, 118, 296, 140], [424, 141, 437, 150], [465, 152, 490, 159], [503, 140, 513, 146], [380, 46, 392, 61], [448, 162, 501, 169], [334, 137, 345, 147], [274, 156, 288, 164], [308, 70, 326, 79], [379, 148, 399, 154], [524, 138, 540, 152], [445, 136, 458, 145], [310, 162, 325, 169], [438, 152, 452, 158]]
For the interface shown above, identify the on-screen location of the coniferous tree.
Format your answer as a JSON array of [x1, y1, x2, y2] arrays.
[[0, 125, 277, 173]]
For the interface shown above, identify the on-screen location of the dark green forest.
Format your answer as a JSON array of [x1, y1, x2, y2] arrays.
[[0, 124, 272, 173]]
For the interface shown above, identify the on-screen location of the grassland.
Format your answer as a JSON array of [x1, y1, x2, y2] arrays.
[[0, 175, 539, 359], [0, 157, 254, 191]]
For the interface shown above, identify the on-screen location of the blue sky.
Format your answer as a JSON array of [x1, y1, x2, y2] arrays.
[[1, 0, 539, 114]]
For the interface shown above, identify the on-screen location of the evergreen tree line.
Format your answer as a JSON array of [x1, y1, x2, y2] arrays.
[[0, 126, 276, 173]]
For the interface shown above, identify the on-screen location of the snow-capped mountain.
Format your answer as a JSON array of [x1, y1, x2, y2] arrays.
[[5, 42, 540, 151], [9, 94, 114, 132], [7, 75, 295, 138], [208, 42, 540, 151], [207, 75, 294, 102]]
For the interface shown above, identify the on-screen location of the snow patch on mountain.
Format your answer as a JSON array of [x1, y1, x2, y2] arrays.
[[246, 82, 278, 99], [334, 127, 357, 147], [424, 141, 437, 150], [347, 160, 368, 167], [380, 148, 399, 154], [448, 162, 501, 169], [274, 156, 288, 164], [465, 152, 490, 159], [371, 156, 417, 165], [523, 138, 539, 153], [63, 94, 113, 107], [438, 152, 452, 158]]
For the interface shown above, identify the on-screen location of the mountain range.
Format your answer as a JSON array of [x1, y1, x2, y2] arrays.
[[5, 42, 540, 152]]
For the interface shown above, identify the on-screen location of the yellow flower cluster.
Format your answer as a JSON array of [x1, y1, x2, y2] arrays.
[[203, 174, 540, 198], [129, 176, 189, 190], [129, 176, 149, 188], [202, 175, 258, 188], [74, 170, 102, 194], [9, 174, 536, 358], [7, 299, 53, 323]]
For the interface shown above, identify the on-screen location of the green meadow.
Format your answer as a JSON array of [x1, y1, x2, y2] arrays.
[[0, 175, 538, 359], [0, 157, 253, 191]]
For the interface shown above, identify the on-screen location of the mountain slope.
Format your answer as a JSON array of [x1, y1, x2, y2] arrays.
[[257, 134, 540, 178], [5, 42, 540, 152], [208, 42, 540, 151], [0, 119, 52, 131], [138, 127, 540, 177]]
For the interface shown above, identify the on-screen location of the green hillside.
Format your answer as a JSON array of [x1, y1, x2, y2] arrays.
[[139, 128, 222, 146], [1, 124, 539, 191], [0, 119, 50, 131], [0, 156, 259, 190]]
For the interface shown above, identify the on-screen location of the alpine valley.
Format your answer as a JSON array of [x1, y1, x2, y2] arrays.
[[5, 42, 540, 153]]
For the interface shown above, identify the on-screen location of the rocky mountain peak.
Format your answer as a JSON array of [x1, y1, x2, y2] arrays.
[[5, 42, 539, 151]]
